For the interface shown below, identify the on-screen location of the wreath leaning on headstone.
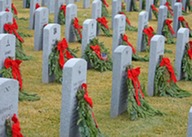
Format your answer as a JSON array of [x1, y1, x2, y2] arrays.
[[84, 38, 112, 72], [164, 2, 174, 18], [143, 26, 155, 51], [126, 65, 163, 121], [96, 16, 112, 37], [154, 56, 191, 98], [101, 0, 109, 17], [151, 4, 158, 20], [72, 17, 83, 43], [182, 41, 192, 81], [58, 4, 66, 25], [178, 16, 192, 37], [76, 83, 104, 137], [162, 19, 175, 44]]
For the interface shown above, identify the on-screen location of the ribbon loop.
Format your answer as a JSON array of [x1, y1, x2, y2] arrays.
[[165, 19, 175, 35], [122, 34, 136, 54], [73, 17, 83, 39], [90, 45, 107, 60], [60, 4, 66, 16], [143, 26, 155, 46], [96, 17, 109, 29]]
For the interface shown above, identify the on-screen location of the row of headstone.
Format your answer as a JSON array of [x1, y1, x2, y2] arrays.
[[0, 11, 13, 34], [112, 0, 122, 29], [0, 0, 11, 12]]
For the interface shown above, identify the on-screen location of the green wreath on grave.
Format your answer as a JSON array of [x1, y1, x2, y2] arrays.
[[96, 17, 112, 37], [182, 41, 192, 81], [162, 19, 175, 44], [48, 38, 77, 83], [121, 34, 149, 62], [6, 114, 24, 137], [72, 17, 83, 43], [58, 4, 66, 25], [164, 2, 174, 18], [126, 65, 163, 120], [0, 57, 40, 101], [151, 5, 158, 20], [76, 83, 104, 137], [142, 26, 155, 52], [84, 38, 112, 72], [154, 56, 191, 98], [178, 16, 192, 37], [101, 0, 109, 17], [119, 12, 138, 32], [4, 18, 31, 60]]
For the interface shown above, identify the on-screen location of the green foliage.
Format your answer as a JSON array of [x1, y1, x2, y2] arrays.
[[18, 32, 32, 37], [142, 0, 146, 10], [154, 0, 159, 7], [58, 10, 65, 25], [97, 23, 112, 37], [126, 24, 138, 32], [5, 117, 12, 137], [16, 39, 31, 60], [152, 9, 158, 20], [84, 38, 112, 72], [162, 25, 175, 44], [101, 4, 109, 17]]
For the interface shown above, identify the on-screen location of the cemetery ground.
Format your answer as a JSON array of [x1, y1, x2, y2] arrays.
[[13, 0, 192, 136]]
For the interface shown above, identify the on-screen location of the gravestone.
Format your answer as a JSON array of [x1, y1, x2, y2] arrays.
[[42, 0, 48, 6], [65, 4, 77, 42], [112, 0, 122, 29], [171, 0, 176, 8], [47, 0, 55, 13], [148, 35, 165, 96], [112, 14, 126, 56], [187, 107, 192, 137], [4, 0, 11, 12], [54, 0, 65, 23], [60, 58, 87, 137], [174, 28, 189, 80], [0, 0, 5, 11], [82, 19, 97, 56], [42, 24, 61, 83], [110, 46, 132, 118], [29, 0, 41, 29], [0, 11, 13, 34], [83, 0, 90, 8], [23, 0, 27, 8], [126, 0, 136, 11], [160, 0, 166, 5], [157, 5, 167, 34], [66, 0, 74, 4], [0, 78, 19, 137], [182, 0, 187, 11], [0, 34, 16, 69], [136, 11, 148, 52], [139, 0, 145, 10], [173, 2, 182, 37], [34, 7, 49, 51], [146, 0, 154, 20]]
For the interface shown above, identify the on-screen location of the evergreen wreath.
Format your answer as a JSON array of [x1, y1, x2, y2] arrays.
[[48, 38, 77, 83], [154, 56, 191, 98], [6, 114, 24, 137], [162, 19, 175, 44], [72, 17, 83, 43], [182, 41, 192, 80], [0, 57, 40, 101], [143, 26, 155, 51], [119, 12, 138, 32], [151, 4, 158, 20], [76, 83, 104, 137], [164, 2, 174, 18], [96, 17, 112, 37], [121, 34, 149, 62], [178, 16, 192, 37], [101, 0, 109, 17], [154, 0, 159, 7], [84, 38, 112, 72], [4, 18, 31, 60], [58, 4, 66, 25], [126, 66, 163, 121]]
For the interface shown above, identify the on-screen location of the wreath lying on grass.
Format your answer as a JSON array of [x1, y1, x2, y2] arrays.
[[162, 19, 175, 44], [182, 41, 192, 81], [178, 16, 192, 37], [4, 18, 31, 60], [154, 56, 191, 98], [6, 114, 24, 137], [96, 17, 112, 37], [101, 0, 109, 17], [126, 66, 163, 120], [76, 83, 104, 137], [49, 38, 77, 83], [121, 34, 149, 62], [151, 5, 158, 20], [84, 38, 112, 72], [58, 4, 66, 25], [0, 58, 40, 101], [72, 17, 83, 43]]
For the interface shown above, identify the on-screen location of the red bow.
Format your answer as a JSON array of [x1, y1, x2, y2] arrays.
[[57, 38, 73, 68], [35, 3, 40, 9], [73, 17, 83, 39], [11, 3, 18, 15], [127, 67, 144, 106], [4, 58, 22, 90], [188, 41, 192, 59], [164, 2, 174, 16], [97, 17, 109, 29], [90, 45, 107, 60], [119, 12, 131, 26], [151, 4, 158, 12], [4, 19, 24, 43], [165, 19, 175, 35], [60, 4, 66, 16], [101, 0, 109, 7], [12, 114, 24, 137], [143, 26, 155, 46], [160, 57, 177, 83], [178, 16, 190, 29], [122, 34, 136, 54], [5, 8, 10, 12]]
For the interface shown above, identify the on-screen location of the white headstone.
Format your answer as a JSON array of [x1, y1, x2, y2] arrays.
[[173, 2, 182, 37], [112, 0, 122, 29], [54, 0, 65, 23], [187, 107, 192, 137], [4, 0, 11, 11], [146, 0, 154, 20], [0, 0, 5, 11], [0, 11, 13, 34], [66, 0, 74, 4], [83, 0, 90, 8], [157, 5, 167, 34], [92, 0, 102, 19]]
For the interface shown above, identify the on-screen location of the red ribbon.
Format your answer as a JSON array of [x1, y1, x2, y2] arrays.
[[5, 8, 10, 12], [35, 3, 40, 9], [127, 67, 144, 106], [101, 0, 109, 7], [119, 12, 131, 26], [178, 16, 190, 29], [11, 114, 24, 137], [165, 19, 175, 35], [11, 3, 18, 15], [143, 26, 155, 46], [160, 57, 177, 83], [96, 17, 109, 29], [4, 19, 24, 43], [57, 38, 73, 68], [90, 45, 107, 60], [60, 4, 66, 16], [164, 2, 174, 16], [188, 41, 192, 59], [73, 17, 83, 39], [151, 4, 158, 12], [4, 58, 22, 90], [122, 34, 136, 54]]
